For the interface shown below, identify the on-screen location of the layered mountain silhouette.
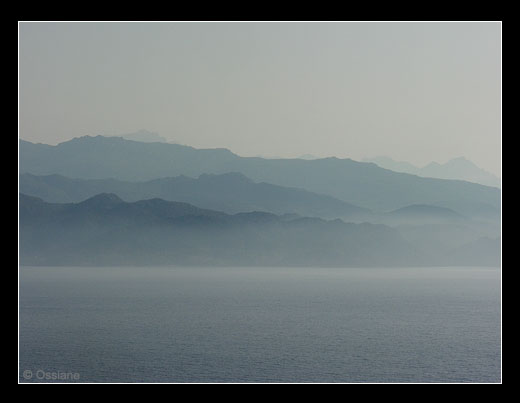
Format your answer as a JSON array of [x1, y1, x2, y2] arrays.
[[19, 193, 499, 267], [363, 156, 500, 188], [20, 193, 424, 267], [20, 172, 371, 220], [376, 204, 499, 260], [20, 136, 500, 216], [120, 129, 168, 143], [19, 135, 501, 267], [382, 204, 466, 225]]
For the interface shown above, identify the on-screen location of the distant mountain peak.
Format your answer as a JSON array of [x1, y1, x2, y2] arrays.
[[298, 154, 319, 160], [363, 155, 500, 188], [120, 129, 168, 143], [77, 193, 124, 207], [198, 172, 252, 183], [449, 156, 474, 164], [445, 157, 477, 167]]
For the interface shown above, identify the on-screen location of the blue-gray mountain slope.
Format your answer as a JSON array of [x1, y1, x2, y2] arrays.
[[363, 156, 500, 188], [19, 172, 370, 220], [19, 193, 421, 267], [19, 193, 499, 267], [20, 136, 500, 215]]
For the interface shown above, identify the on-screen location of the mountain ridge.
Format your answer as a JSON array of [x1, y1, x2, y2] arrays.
[[363, 156, 500, 188], [19, 192, 428, 267], [19, 136, 500, 215], [19, 192, 500, 267], [20, 172, 371, 220]]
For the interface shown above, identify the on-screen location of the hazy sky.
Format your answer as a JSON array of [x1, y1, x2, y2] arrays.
[[19, 21, 501, 176]]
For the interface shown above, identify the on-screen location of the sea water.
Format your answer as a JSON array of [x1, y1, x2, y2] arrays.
[[19, 266, 501, 383]]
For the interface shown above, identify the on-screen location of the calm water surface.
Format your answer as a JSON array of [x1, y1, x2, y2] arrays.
[[19, 266, 501, 383]]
